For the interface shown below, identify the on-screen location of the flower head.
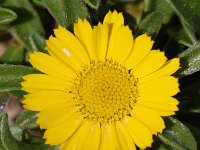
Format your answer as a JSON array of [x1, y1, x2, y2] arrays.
[[21, 10, 180, 150]]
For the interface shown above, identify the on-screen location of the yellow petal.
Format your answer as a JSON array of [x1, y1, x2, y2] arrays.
[[61, 122, 101, 150], [135, 104, 176, 116], [140, 58, 180, 83], [122, 116, 153, 149], [100, 123, 118, 150], [46, 37, 81, 71], [106, 25, 134, 63], [132, 105, 165, 134], [138, 102, 178, 112], [76, 123, 101, 150], [54, 26, 90, 65], [60, 120, 88, 150], [75, 122, 100, 150], [103, 11, 128, 62], [138, 95, 179, 105], [28, 52, 75, 80], [74, 19, 97, 59], [21, 74, 72, 93], [93, 23, 109, 60], [22, 91, 74, 111], [132, 50, 167, 78], [37, 103, 76, 129], [44, 113, 83, 145], [103, 10, 124, 27], [125, 34, 154, 69], [61, 143, 76, 150], [137, 96, 179, 112], [139, 76, 180, 96], [116, 121, 136, 150]]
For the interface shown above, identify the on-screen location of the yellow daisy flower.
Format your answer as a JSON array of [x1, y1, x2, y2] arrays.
[[21, 11, 180, 150]]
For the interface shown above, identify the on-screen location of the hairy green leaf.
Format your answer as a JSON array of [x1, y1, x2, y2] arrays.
[[164, 0, 199, 42], [175, 42, 200, 77], [16, 110, 38, 129], [155, 144, 169, 150], [0, 114, 5, 150], [0, 44, 24, 64], [83, 0, 101, 9], [10, 126, 23, 141], [136, 11, 164, 36], [0, 92, 9, 105], [144, 0, 174, 24], [41, 0, 90, 29], [187, 125, 200, 147], [158, 117, 197, 150], [32, 0, 44, 7], [29, 33, 46, 52], [144, 0, 198, 44], [0, 65, 39, 92], [8, 90, 25, 98], [0, 113, 56, 150], [0, 7, 17, 24], [168, 26, 195, 47], [1, 0, 44, 50], [41, 0, 64, 26], [165, 0, 200, 34], [147, 142, 169, 150]]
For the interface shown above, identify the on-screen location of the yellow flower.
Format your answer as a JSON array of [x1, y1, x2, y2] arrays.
[[21, 11, 180, 150]]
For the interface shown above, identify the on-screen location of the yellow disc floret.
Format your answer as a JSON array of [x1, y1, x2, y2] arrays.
[[72, 60, 139, 124]]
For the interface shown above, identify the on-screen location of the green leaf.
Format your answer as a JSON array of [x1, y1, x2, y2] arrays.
[[0, 65, 39, 92], [165, 0, 200, 34], [0, 120, 6, 150], [16, 110, 38, 129], [40, 0, 64, 26], [136, 11, 164, 36], [144, 0, 174, 24], [153, 143, 169, 150], [154, 144, 169, 150], [145, 0, 198, 44], [158, 117, 197, 150], [0, 7, 17, 24], [168, 26, 194, 47], [187, 125, 200, 147], [183, 0, 200, 25], [175, 42, 200, 77], [32, 0, 44, 7], [181, 21, 197, 46], [29, 33, 46, 52], [41, 0, 90, 29], [164, 0, 198, 43], [83, 0, 101, 9], [0, 43, 24, 64], [0, 113, 57, 150], [10, 126, 23, 141], [147, 142, 170, 150], [0, 92, 9, 105], [1, 0, 45, 50], [8, 90, 25, 98]]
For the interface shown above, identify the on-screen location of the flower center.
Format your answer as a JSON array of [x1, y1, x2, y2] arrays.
[[72, 60, 139, 124]]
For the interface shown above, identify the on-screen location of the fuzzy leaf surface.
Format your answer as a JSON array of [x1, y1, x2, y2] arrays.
[[158, 117, 197, 150], [0, 7, 17, 24]]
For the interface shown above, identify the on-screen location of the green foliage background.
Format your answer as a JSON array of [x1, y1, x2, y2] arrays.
[[0, 0, 200, 149]]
